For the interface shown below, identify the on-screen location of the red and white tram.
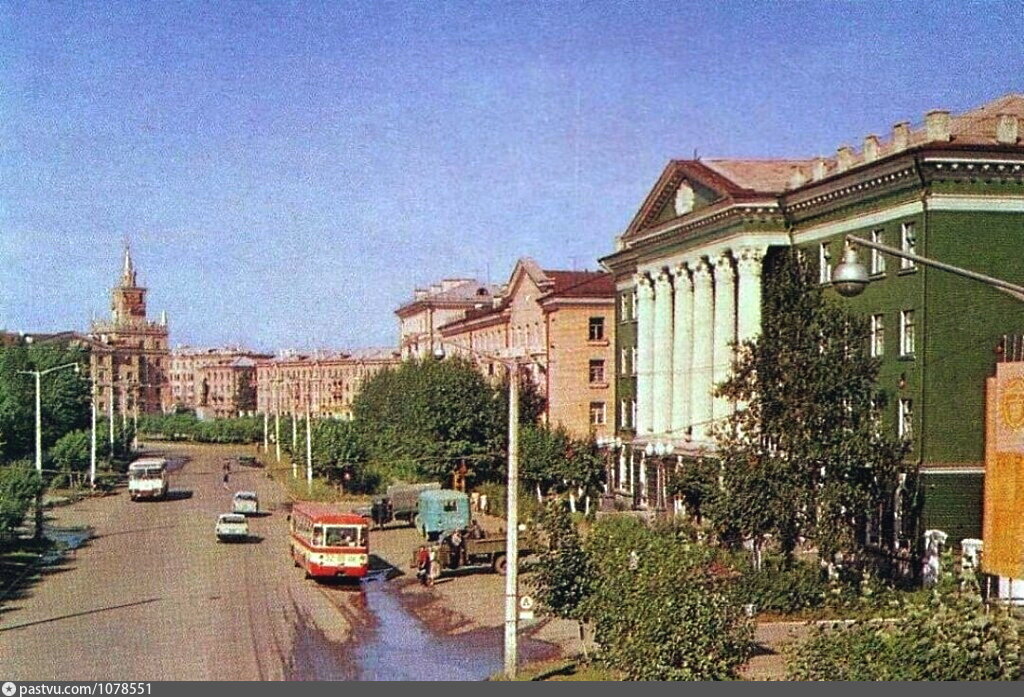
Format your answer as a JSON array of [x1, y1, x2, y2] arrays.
[[290, 502, 370, 579]]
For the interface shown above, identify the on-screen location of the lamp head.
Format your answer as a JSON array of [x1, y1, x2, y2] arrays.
[[432, 345, 446, 360], [832, 244, 870, 298]]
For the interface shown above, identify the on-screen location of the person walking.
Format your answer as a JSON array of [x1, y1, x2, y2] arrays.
[[416, 545, 430, 586]]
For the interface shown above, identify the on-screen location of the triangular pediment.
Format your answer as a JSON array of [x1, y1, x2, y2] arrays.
[[623, 160, 743, 239]]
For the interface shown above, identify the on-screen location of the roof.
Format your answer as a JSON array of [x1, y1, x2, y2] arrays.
[[419, 489, 469, 502], [545, 271, 615, 299], [621, 93, 1024, 240], [259, 347, 400, 364], [396, 278, 501, 316], [702, 159, 818, 194]]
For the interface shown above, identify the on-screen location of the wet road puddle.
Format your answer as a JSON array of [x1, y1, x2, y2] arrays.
[[291, 571, 558, 681]]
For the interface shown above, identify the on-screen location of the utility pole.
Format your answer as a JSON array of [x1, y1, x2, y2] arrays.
[[263, 409, 269, 453], [504, 362, 520, 680], [108, 382, 115, 456], [305, 391, 313, 491], [90, 378, 97, 489], [274, 378, 282, 463]]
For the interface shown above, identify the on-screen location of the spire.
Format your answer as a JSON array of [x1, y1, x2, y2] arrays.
[[120, 238, 137, 287]]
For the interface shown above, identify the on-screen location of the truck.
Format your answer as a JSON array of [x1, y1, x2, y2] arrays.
[[416, 527, 534, 577], [365, 482, 441, 529]]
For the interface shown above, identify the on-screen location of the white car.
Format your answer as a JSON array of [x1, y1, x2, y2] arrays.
[[215, 513, 249, 542], [232, 491, 259, 515]]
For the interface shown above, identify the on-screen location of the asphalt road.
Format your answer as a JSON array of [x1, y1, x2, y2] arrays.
[[0, 443, 358, 681]]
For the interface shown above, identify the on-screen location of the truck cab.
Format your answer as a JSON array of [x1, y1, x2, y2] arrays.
[[414, 489, 470, 541]]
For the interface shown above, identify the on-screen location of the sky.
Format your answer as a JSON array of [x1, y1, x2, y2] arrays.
[[2, 1, 1023, 352]]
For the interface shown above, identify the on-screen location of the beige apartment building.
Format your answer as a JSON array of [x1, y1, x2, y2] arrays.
[[395, 278, 500, 358], [437, 258, 616, 440], [168, 346, 272, 415], [194, 357, 261, 419], [255, 348, 401, 419]]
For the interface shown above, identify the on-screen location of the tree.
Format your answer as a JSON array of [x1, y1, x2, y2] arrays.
[[519, 424, 603, 507], [532, 498, 594, 623], [310, 419, 371, 489], [352, 357, 543, 484], [712, 249, 909, 568], [51, 429, 91, 485], [0, 343, 89, 463]]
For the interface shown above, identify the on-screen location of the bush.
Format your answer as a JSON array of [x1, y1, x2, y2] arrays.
[[787, 575, 1024, 680], [139, 413, 261, 444], [0, 462, 43, 539], [736, 560, 828, 614], [581, 515, 753, 680]]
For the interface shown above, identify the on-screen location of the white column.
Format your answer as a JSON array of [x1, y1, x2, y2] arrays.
[[635, 274, 655, 435], [690, 259, 714, 441], [652, 269, 674, 435], [736, 247, 765, 343], [671, 263, 693, 435], [712, 252, 737, 424]]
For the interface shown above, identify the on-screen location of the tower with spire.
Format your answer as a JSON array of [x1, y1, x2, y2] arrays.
[[111, 244, 147, 324], [89, 241, 171, 415]]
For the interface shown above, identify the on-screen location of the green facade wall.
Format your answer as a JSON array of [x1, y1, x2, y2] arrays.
[[919, 471, 984, 542], [922, 210, 1024, 465]]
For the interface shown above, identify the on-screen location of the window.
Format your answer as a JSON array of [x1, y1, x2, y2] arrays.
[[901, 222, 916, 269], [620, 294, 630, 322], [871, 229, 886, 275], [620, 347, 629, 375], [631, 399, 637, 427], [630, 347, 638, 376], [631, 292, 638, 320], [870, 314, 885, 357], [589, 359, 606, 384], [620, 399, 629, 428], [900, 310, 915, 357], [588, 316, 605, 341], [589, 401, 606, 426], [819, 242, 833, 284], [898, 398, 913, 443]]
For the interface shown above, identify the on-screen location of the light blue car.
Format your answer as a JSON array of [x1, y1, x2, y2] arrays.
[[415, 489, 470, 541]]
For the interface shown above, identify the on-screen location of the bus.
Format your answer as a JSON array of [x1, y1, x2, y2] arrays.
[[127, 457, 169, 501], [290, 502, 370, 580]]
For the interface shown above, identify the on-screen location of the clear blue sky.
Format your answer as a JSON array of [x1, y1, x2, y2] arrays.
[[2, 1, 1022, 351]]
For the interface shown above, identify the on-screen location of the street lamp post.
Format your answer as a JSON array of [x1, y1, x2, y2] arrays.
[[90, 378, 97, 489], [833, 235, 1024, 301], [18, 362, 81, 539], [433, 341, 524, 680]]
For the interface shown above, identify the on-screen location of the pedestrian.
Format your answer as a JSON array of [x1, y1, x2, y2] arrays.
[[222, 471, 229, 490], [426, 545, 437, 587], [416, 545, 430, 586]]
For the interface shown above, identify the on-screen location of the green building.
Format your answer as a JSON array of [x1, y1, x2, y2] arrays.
[[599, 94, 1024, 547]]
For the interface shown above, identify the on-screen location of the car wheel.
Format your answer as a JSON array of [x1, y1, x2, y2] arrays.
[[492, 554, 508, 575]]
